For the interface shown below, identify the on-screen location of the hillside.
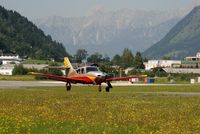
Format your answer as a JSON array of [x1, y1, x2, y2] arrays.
[[0, 6, 68, 61], [34, 9, 182, 56], [144, 6, 200, 59]]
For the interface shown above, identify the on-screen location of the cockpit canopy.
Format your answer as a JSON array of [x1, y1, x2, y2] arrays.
[[76, 66, 99, 74], [86, 66, 98, 72]]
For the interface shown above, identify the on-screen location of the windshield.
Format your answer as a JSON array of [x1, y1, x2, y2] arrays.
[[86, 66, 98, 72]]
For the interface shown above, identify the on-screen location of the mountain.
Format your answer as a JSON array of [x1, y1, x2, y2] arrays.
[[34, 9, 182, 57], [0, 6, 68, 61], [144, 6, 200, 59]]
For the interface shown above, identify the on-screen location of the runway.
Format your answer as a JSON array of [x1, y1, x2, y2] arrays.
[[0, 81, 200, 96], [0, 81, 65, 88], [0, 80, 193, 88]]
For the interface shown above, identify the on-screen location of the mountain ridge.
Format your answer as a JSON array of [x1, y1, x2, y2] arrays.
[[143, 6, 200, 59], [0, 6, 68, 61], [33, 9, 182, 57]]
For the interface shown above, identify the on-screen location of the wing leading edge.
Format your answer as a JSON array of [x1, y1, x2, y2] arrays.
[[106, 75, 147, 82]]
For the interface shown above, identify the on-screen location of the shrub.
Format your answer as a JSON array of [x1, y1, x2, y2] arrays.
[[12, 64, 28, 75]]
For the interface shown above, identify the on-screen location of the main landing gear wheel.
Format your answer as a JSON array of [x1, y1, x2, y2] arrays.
[[66, 82, 71, 91], [98, 85, 102, 92], [105, 81, 112, 92]]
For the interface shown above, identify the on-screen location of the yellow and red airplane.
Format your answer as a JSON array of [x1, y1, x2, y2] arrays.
[[33, 57, 147, 92]]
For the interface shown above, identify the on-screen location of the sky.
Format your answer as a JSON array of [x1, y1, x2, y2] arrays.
[[0, 0, 194, 19]]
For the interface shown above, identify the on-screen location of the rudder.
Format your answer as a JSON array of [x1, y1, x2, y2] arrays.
[[64, 57, 77, 76]]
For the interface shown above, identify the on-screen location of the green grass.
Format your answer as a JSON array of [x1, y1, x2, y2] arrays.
[[113, 85, 200, 92], [23, 59, 62, 65], [0, 75, 36, 81], [154, 77, 190, 84], [0, 86, 200, 133], [22, 59, 49, 64]]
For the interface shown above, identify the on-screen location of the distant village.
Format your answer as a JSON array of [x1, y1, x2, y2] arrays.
[[0, 53, 47, 76], [1, 51, 200, 76], [145, 52, 200, 74]]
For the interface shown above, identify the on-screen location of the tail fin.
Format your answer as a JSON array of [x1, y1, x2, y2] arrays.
[[64, 57, 77, 76]]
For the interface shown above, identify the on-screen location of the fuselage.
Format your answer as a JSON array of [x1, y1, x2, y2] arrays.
[[69, 66, 108, 84]]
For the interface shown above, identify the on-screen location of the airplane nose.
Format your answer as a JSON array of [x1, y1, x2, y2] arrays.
[[96, 73, 111, 80], [95, 73, 107, 84], [97, 72, 107, 77], [97, 74, 104, 78]]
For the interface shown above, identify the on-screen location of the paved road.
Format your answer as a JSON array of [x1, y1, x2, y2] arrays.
[[0, 81, 65, 88]]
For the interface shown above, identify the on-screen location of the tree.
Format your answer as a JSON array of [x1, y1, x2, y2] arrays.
[[87, 52, 103, 63], [111, 54, 121, 65], [162, 56, 171, 60], [48, 62, 63, 76], [102, 55, 110, 63], [121, 48, 134, 68], [74, 49, 88, 63], [0, 5, 68, 61], [134, 52, 145, 69], [100, 64, 118, 77]]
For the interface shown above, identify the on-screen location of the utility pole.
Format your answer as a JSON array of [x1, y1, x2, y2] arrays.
[[119, 68, 122, 77]]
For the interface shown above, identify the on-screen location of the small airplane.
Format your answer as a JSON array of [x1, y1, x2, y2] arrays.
[[33, 57, 147, 92]]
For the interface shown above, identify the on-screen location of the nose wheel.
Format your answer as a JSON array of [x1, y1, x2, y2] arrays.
[[66, 82, 71, 91]]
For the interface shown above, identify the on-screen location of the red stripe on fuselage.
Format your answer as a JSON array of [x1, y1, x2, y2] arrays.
[[68, 75, 96, 84]]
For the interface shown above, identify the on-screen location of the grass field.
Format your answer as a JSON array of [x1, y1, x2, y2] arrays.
[[22, 59, 62, 65], [0, 75, 36, 81], [0, 86, 200, 133]]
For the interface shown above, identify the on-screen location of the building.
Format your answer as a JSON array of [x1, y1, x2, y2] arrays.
[[163, 68, 200, 74], [163, 52, 200, 74], [0, 64, 15, 75], [180, 52, 200, 68], [144, 60, 181, 70], [0, 64, 49, 76], [0, 54, 22, 75], [0, 55, 22, 65]]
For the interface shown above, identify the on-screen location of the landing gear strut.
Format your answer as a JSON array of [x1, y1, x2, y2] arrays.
[[98, 84, 102, 92], [66, 82, 71, 91], [105, 81, 113, 92]]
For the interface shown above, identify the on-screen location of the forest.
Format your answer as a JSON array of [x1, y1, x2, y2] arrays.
[[0, 5, 68, 61]]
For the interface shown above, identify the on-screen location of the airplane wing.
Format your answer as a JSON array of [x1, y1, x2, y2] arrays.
[[106, 75, 147, 82], [32, 73, 95, 84]]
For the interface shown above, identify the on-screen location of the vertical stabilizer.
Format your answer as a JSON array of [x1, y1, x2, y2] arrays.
[[64, 57, 77, 76]]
